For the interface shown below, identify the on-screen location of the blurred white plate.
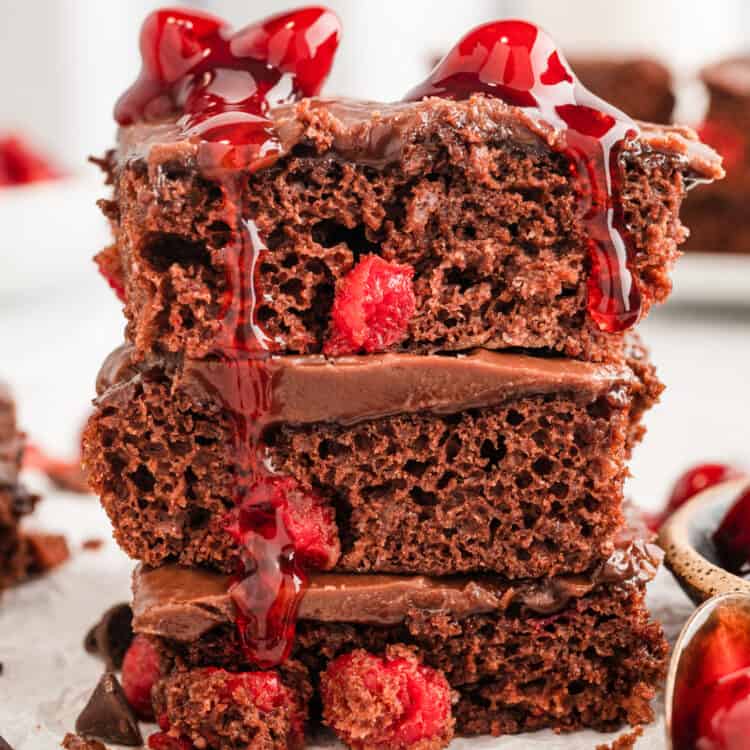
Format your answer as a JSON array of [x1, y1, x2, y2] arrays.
[[0, 175, 109, 295], [671, 252, 750, 307]]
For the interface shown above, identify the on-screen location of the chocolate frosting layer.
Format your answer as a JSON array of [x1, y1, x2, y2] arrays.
[[97, 344, 634, 427], [132, 535, 662, 642], [116, 95, 723, 181]]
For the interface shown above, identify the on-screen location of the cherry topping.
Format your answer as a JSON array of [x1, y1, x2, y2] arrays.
[[405, 20, 642, 333], [224, 477, 338, 666], [714, 487, 750, 574], [115, 7, 340, 170], [324, 255, 416, 356], [121, 635, 161, 720], [0, 135, 59, 187], [672, 604, 750, 750]]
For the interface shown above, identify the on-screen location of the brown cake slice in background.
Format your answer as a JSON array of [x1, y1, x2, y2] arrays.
[[683, 56, 750, 253], [570, 57, 675, 124]]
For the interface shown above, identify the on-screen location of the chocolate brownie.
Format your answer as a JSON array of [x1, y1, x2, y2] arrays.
[[0, 383, 69, 590], [82, 338, 662, 579], [0, 382, 37, 591], [132, 535, 667, 741], [570, 57, 674, 124], [683, 56, 750, 253], [97, 96, 720, 363]]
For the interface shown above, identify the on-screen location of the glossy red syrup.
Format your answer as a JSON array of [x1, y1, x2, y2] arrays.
[[115, 6, 340, 170], [405, 20, 642, 333], [672, 603, 750, 750], [714, 487, 750, 574], [118, 6, 340, 669]]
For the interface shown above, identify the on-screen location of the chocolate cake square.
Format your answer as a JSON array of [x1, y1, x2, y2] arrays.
[[99, 97, 720, 362], [683, 56, 750, 253], [83, 337, 661, 580], [569, 57, 674, 124]]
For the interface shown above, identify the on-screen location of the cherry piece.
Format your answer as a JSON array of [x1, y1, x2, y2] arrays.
[[224, 671, 306, 744], [121, 635, 161, 720], [115, 7, 340, 170], [321, 649, 454, 750], [0, 135, 59, 187], [696, 667, 750, 750], [94, 249, 126, 303], [649, 463, 748, 530], [405, 20, 642, 333], [672, 606, 750, 750], [147, 734, 194, 750], [714, 487, 750, 574], [324, 255, 416, 356]]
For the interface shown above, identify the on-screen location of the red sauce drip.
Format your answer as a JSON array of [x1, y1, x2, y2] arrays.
[[117, 6, 340, 668], [405, 20, 642, 333], [116, 6, 340, 170], [672, 601, 750, 750]]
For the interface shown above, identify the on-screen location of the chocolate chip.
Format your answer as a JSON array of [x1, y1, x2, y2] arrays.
[[75, 672, 142, 746], [84, 603, 133, 669], [0, 735, 14, 750]]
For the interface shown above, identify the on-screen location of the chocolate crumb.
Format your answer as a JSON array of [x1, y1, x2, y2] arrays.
[[75, 672, 142, 746], [0, 661, 4, 675], [46, 461, 90, 495], [82, 539, 104, 551], [61, 733, 107, 750], [597, 725, 644, 750], [84, 603, 133, 670], [0, 735, 14, 750], [24, 532, 70, 573]]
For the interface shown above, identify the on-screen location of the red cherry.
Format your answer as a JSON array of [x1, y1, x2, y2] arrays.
[[405, 20, 642, 334], [714, 487, 750, 573], [322, 649, 454, 749], [121, 635, 161, 720], [0, 136, 59, 187], [324, 255, 416, 356], [652, 463, 748, 530], [147, 734, 194, 750], [696, 668, 750, 750]]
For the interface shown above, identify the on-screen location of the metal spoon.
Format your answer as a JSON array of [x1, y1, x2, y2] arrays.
[[664, 591, 750, 750]]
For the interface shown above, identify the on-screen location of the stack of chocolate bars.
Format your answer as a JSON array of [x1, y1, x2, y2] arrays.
[[83, 8, 723, 749]]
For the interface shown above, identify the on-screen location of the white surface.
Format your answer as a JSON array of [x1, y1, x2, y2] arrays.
[[0, 175, 110, 297], [670, 253, 750, 308], [0, 272, 748, 748]]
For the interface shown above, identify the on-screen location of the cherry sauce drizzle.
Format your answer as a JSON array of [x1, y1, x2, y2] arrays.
[[117, 6, 340, 668], [405, 20, 642, 333]]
